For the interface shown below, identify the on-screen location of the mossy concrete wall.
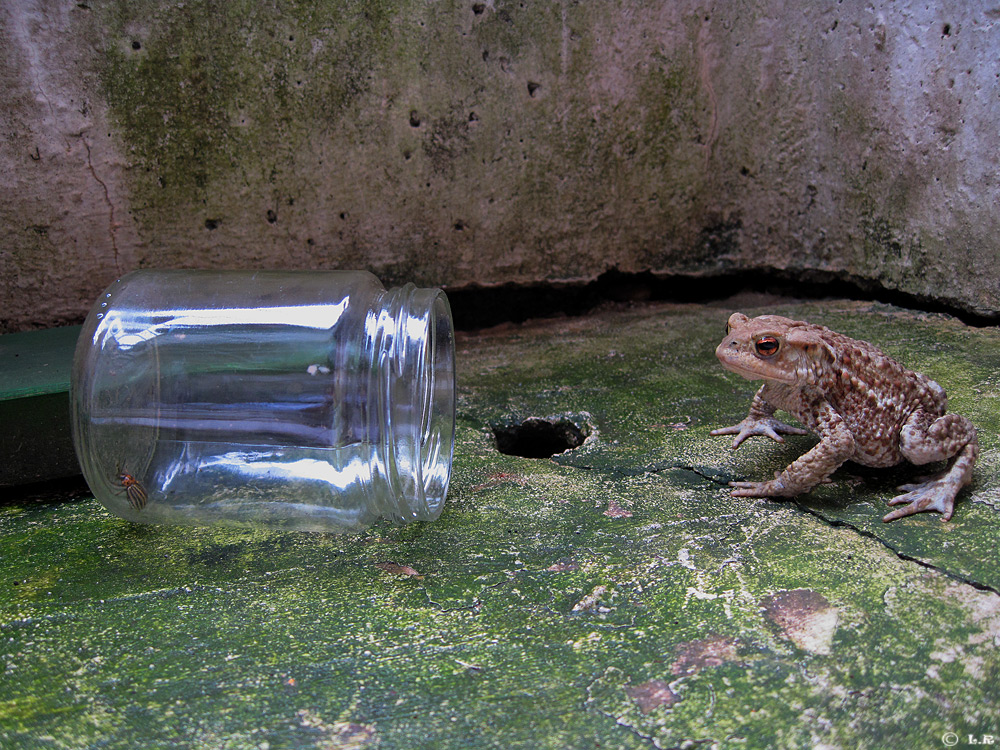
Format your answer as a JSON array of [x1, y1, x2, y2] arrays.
[[3, 1, 999, 331]]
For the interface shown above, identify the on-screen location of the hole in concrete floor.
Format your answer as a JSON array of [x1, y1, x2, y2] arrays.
[[492, 418, 587, 459]]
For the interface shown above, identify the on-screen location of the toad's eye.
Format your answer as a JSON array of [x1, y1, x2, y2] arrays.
[[754, 336, 779, 357]]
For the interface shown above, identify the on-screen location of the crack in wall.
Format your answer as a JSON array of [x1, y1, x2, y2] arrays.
[[6, 4, 124, 278], [82, 136, 121, 272], [697, 14, 718, 170]]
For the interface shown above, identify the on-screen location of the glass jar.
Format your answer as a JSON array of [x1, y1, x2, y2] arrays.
[[70, 270, 455, 533]]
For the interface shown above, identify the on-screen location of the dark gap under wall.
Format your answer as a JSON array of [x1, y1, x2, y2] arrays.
[[445, 268, 999, 331], [3, 266, 993, 499]]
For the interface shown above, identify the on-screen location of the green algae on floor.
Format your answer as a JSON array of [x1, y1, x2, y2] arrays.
[[1, 300, 998, 749]]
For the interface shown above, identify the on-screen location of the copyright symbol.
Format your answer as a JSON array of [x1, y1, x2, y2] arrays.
[[943, 733, 959, 747]]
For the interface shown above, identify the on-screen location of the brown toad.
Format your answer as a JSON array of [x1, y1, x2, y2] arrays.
[[712, 312, 978, 522]]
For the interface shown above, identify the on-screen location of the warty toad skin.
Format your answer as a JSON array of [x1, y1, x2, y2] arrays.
[[712, 313, 978, 522]]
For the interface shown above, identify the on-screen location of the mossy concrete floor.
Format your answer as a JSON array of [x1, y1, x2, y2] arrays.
[[2, 299, 999, 749]]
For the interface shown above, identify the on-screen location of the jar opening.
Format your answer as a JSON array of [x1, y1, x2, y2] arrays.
[[376, 285, 456, 523]]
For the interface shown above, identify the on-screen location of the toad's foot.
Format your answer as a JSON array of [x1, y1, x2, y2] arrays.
[[729, 478, 793, 498], [882, 475, 958, 523], [711, 417, 808, 449], [729, 475, 831, 499]]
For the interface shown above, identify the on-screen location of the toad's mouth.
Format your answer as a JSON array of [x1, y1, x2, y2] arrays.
[[718, 357, 798, 385]]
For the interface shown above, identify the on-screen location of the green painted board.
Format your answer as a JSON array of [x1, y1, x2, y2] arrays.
[[1, 302, 998, 748], [0, 326, 81, 487], [0, 326, 80, 400]]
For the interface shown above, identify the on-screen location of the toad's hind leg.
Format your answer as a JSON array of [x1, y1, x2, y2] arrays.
[[883, 411, 978, 523]]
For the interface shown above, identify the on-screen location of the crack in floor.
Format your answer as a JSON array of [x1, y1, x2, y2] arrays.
[[561, 457, 998, 595], [791, 501, 1000, 596], [559, 460, 732, 487], [675, 465, 732, 487]]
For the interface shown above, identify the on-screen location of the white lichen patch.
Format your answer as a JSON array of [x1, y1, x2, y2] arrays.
[[572, 585, 609, 612], [969, 447, 1000, 511], [295, 710, 378, 750], [942, 580, 1000, 647]]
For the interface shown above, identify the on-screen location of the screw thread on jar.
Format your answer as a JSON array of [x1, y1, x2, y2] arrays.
[[366, 283, 455, 524]]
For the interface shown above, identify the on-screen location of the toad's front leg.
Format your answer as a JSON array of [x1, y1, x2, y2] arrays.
[[711, 386, 808, 449], [729, 406, 855, 498]]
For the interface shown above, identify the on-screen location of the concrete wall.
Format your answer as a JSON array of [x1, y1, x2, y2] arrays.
[[2, 0, 999, 332]]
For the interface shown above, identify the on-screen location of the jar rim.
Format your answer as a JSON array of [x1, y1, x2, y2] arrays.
[[376, 285, 456, 523]]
